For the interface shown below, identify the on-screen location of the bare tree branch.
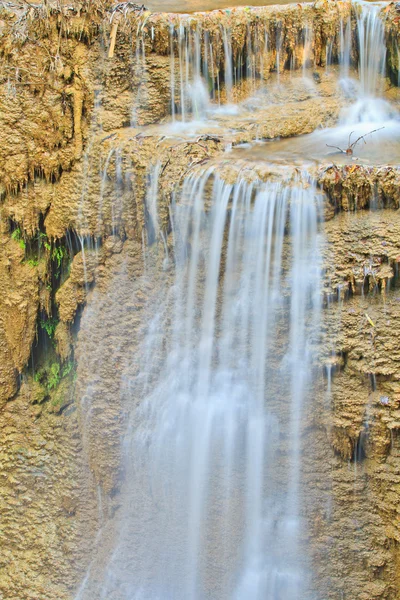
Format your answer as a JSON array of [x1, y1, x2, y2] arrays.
[[326, 144, 345, 153], [349, 127, 385, 152], [326, 127, 385, 156], [347, 130, 354, 149]]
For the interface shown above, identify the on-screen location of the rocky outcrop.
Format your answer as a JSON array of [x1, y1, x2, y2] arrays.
[[319, 164, 400, 212], [0, 229, 39, 406], [0, 0, 376, 196], [0, 377, 99, 600]]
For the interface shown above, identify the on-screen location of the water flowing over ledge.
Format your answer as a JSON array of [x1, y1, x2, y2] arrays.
[[105, 0, 400, 125], [1, 1, 400, 600], [74, 167, 324, 600]]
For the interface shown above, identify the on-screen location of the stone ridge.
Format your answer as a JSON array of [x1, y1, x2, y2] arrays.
[[2, 0, 398, 194]]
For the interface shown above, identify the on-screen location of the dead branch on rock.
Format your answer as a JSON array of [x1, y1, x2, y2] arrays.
[[109, 2, 146, 22], [100, 133, 117, 144], [326, 127, 385, 155], [195, 134, 221, 144], [160, 157, 171, 176], [20, 0, 37, 8], [108, 3, 147, 57]]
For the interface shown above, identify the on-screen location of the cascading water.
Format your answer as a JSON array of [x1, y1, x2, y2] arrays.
[[165, 6, 327, 122], [77, 168, 323, 600], [168, 19, 260, 120], [71, 2, 400, 600], [173, 24, 211, 121], [339, 14, 351, 80], [342, 0, 396, 123], [267, 0, 400, 165], [356, 1, 387, 97]]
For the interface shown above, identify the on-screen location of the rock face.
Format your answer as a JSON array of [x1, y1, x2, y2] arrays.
[[0, 231, 38, 406], [310, 210, 400, 599], [0, 383, 98, 600], [1, 0, 400, 598]]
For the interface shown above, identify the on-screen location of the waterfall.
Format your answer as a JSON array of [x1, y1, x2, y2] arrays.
[[302, 22, 313, 78], [145, 161, 162, 243], [80, 168, 323, 600], [164, 2, 392, 124], [169, 22, 212, 121], [168, 20, 241, 120], [356, 1, 387, 98], [342, 1, 396, 123], [222, 28, 234, 102], [339, 15, 351, 80], [71, 4, 399, 600], [131, 33, 147, 127]]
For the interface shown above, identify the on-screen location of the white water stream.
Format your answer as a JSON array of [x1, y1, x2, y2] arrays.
[[75, 2, 398, 599], [90, 171, 323, 600]]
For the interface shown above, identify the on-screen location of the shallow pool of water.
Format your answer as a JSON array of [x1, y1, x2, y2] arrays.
[[230, 118, 400, 167], [147, 0, 311, 13], [146, 0, 376, 12]]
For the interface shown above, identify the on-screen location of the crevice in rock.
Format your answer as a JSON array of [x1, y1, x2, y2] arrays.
[[353, 425, 369, 462]]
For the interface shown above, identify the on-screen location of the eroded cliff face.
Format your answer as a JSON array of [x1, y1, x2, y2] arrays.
[[307, 210, 400, 599], [1, 1, 400, 598]]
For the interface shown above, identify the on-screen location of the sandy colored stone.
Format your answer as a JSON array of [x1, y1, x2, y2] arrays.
[[0, 380, 99, 600], [55, 321, 73, 361], [0, 231, 39, 406]]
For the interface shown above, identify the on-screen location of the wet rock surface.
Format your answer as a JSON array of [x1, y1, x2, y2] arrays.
[[0, 381, 97, 600], [0, 0, 400, 598], [0, 230, 39, 406]]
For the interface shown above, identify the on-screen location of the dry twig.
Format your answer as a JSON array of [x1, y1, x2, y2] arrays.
[[326, 127, 385, 155]]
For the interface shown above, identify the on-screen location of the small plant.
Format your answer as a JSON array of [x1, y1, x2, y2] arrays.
[[37, 232, 70, 277], [40, 317, 58, 338], [26, 258, 39, 267], [50, 393, 64, 409], [38, 232, 51, 251], [47, 363, 61, 390], [11, 227, 26, 250], [34, 369, 45, 384], [52, 246, 68, 269], [62, 360, 74, 377], [33, 359, 75, 395]]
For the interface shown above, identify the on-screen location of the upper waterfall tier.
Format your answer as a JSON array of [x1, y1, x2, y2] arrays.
[[0, 0, 399, 236], [99, 0, 400, 124], [1, 0, 399, 196], [147, 0, 312, 12]]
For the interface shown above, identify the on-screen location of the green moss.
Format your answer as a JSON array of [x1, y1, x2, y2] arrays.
[[26, 258, 39, 267], [34, 359, 75, 394], [52, 246, 68, 269], [47, 363, 61, 390], [49, 365, 76, 413], [62, 360, 74, 377], [34, 362, 60, 390], [30, 379, 48, 405], [11, 227, 26, 251], [40, 316, 58, 339]]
